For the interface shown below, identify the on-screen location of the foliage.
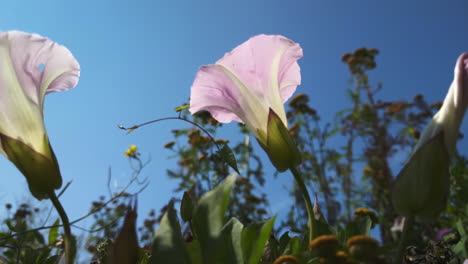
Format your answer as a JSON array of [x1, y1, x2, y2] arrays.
[[1, 48, 468, 264]]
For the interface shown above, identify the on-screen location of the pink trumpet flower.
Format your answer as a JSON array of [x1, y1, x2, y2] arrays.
[[392, 53, 468, 219], [0, 31, 80, 199], [190, 35, 302, 171]]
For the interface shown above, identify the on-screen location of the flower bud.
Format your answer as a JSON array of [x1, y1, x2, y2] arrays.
[[392, 53, 468, 219]]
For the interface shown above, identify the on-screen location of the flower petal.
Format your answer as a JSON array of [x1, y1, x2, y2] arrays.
[[0, 31, 80, 153], [190, 65, 268, 134], [216, 34, 302, 123], [454, 52, 468, 110], [217, 35, 302, 102], [418, 53, 468, 158], [0, 31, 80, 107], [190, 35, 302, 134]]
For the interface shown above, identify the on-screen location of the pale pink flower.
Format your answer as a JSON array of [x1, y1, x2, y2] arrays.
[[0, 31, 80, 199], [189, 35, 302, 171]]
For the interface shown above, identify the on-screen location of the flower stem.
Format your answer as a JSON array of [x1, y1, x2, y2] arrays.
[[289, 166, 314, 242], [49, 192, 75, 264], [395, 215, 414, 264]]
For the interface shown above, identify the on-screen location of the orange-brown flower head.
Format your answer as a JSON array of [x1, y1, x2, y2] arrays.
[[309, 235, 339, 258], [346, 235, 378, 261]]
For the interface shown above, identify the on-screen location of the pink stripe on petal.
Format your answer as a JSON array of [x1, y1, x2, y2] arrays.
[[190, 65, 245, 123], [217, 35, 302, 102], [190, 35, 303, 131]]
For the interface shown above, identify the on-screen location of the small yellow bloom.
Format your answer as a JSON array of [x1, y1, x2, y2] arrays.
[[124, 145, 138, 158]]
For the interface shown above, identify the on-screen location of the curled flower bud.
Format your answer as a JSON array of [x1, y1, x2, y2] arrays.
[[392, 53, 468, 219]]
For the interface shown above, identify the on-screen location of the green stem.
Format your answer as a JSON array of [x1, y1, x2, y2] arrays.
[[395, 215, 414, 264], [49, 192, 75, 264], [290, 166, 314, 242]]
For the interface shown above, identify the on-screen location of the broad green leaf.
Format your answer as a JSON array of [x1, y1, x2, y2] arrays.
[[268, 235, 279, 260], [218, 144, 240, 174], [151, 201, 191, 264], [180, 192, 194, 222], [48, 219, 60, 246], [344, 216, 372, 238], [242, 217, 276, 264], [219, 218, 244, 264], [186, 241, 202, 264], [282, 236, 300, 255], [278, 232, 291, 254], [192, 175, 236, 263]]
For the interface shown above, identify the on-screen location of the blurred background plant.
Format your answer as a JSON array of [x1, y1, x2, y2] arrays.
[[1, 48, 467, 263]]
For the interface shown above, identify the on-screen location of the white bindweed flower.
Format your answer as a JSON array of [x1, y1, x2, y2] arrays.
[[392, 53, 468, 219], [0, 31, 80, 199]]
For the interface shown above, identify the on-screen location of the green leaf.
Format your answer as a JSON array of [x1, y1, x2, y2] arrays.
[[218, 144, 240, 174], [5, 219, 16, 232], [345, 216, 372, 238], [310, 196, 334, 239], [186, 241, 202, 264], [268, 235, 279, 260], [452, 219, 468, 258], [220, 218, 244, 264], [180, 192, 194, 222], [151, 201, 191, 264], [241, 217, 276, 264], [48, 219, 60, 246], [281, 236, 300, 255], [126, 125, 138, 134], [32, 230, 45, 244], [175, 104, 190, 112], [137, 247, 151, 264], [192, 175, 237, 263], [279, 232, 291, 254], [43, 255, 59, 264]]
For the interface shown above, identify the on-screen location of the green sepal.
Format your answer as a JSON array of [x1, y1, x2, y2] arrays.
[[257, 109, 301, 172], [0, 134, 61, 200], [392, 131, 450, 220]]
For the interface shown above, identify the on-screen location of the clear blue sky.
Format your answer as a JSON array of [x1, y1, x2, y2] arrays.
[[1, 0, 468, 260]]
